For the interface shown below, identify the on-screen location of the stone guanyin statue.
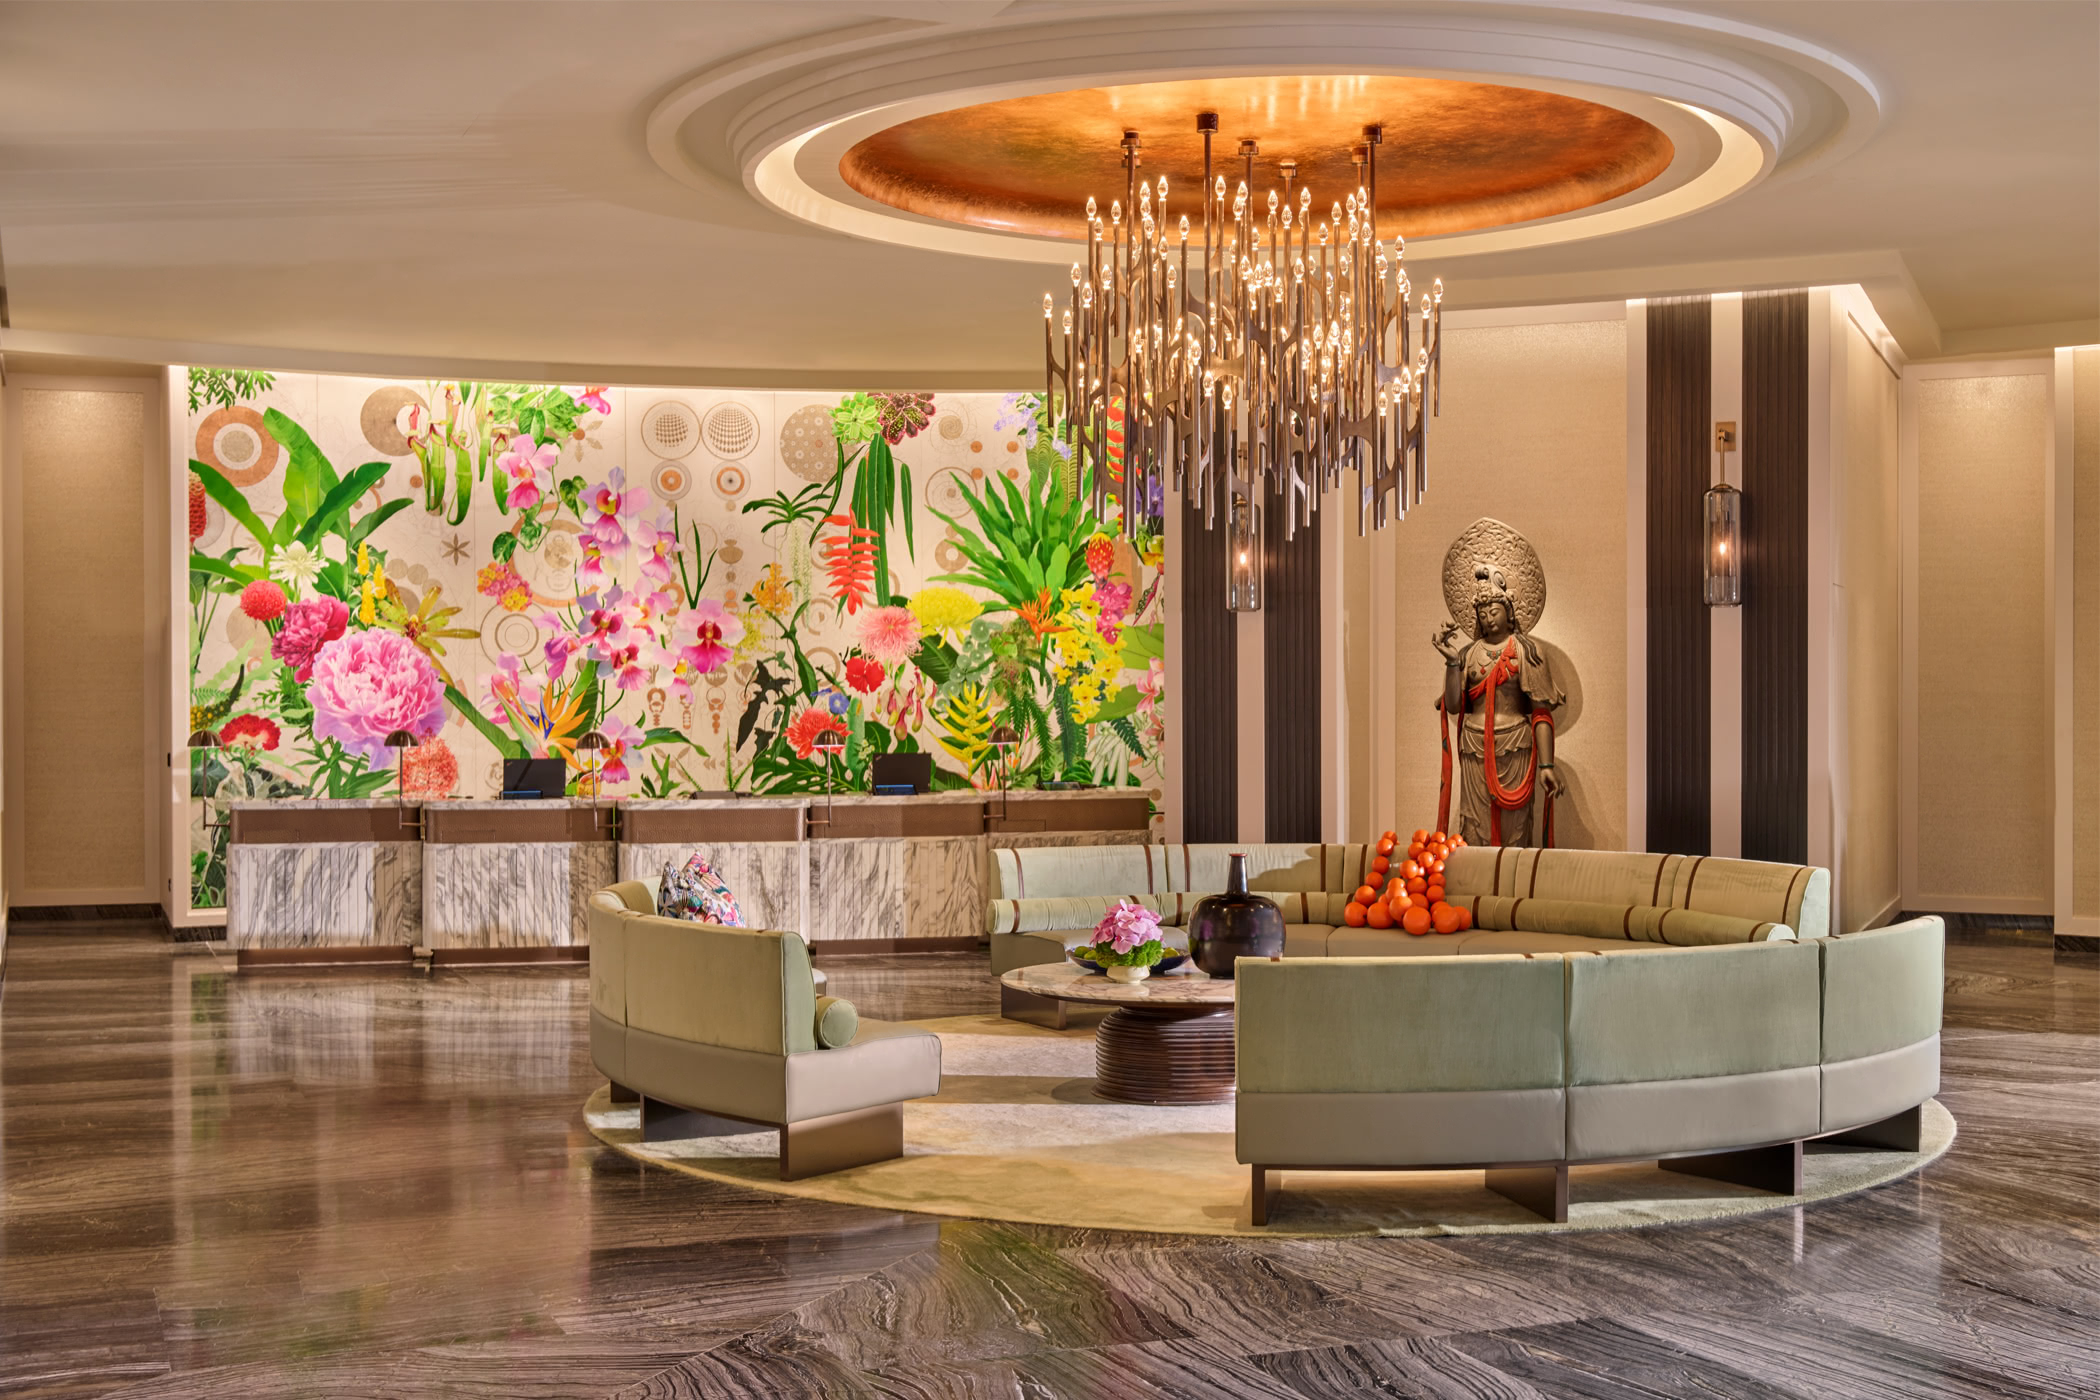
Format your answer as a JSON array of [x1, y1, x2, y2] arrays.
[[1430, 518, 1565, 847]]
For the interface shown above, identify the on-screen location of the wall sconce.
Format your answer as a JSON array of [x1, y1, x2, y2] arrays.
[[986, 722, 1020, 822], [186, 729, 229, 838], [1226, 490, 1262, 613], [383, 730, 426, 837], [575, 730, 618, 839], [1705, 421, 1742, 608]]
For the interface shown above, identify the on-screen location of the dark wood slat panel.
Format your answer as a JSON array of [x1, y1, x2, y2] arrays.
[[1646, 296, 1712, 855], [1180, 486, 1239, 841], [1263, 495, 1321, 842], [1741, 289, 1810, 863]]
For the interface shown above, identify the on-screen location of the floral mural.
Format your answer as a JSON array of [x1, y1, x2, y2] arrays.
[[184, 371, 1166, 910]]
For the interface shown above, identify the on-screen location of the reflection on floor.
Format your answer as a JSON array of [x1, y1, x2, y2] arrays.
[[0, 927, 2094, 1398]]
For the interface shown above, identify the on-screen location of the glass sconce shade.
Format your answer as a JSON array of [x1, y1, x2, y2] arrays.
[[1704, 482, 1742, 607], [1226, 492, 1263, 613]]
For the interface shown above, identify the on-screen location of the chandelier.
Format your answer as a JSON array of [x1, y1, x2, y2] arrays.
[[1039, 113, 1445, 610]]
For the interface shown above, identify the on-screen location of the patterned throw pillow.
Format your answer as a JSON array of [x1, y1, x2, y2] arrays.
[[658, 854, 745, 927]]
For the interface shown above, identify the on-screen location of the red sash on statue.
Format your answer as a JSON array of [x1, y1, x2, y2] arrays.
[[1437, 640, 1556, 847]]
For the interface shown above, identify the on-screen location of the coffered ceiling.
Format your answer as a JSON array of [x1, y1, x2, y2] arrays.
[[0, 1, 2091, 385]]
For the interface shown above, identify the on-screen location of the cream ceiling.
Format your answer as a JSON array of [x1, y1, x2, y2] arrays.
[[0, 0, 2091, 384]]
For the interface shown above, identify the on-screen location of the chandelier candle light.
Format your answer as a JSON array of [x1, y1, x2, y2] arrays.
[[1040, 112, 1447, 611]]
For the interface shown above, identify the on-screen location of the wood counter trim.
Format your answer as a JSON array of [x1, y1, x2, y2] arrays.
[[422, 806, 615, 844], [232, 807, 424, 845], [620, 806, 803, 844], [985, 794, 1151, 834], [806, 803, 985, 839]]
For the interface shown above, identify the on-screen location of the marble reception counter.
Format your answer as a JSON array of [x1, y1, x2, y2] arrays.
[[226, 789, 1149, 964]]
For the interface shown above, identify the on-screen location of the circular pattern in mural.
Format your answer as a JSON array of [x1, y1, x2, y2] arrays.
[[360, 385, 427, 457], [640, 401, 700, 459], [925, 466, 970, 517], [650, 459, 693, 502], [483, 608, 542, 663], [934, 532, 968, 572], [713, 463, 749, 500], [1441, 516, 1548, 636], [779, 403, 839, 483], [195, 406, 281, 487], [701, 402, 760, 460]]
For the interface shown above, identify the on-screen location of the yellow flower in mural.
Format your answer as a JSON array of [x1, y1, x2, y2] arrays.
[[752, 563, 793, 618], [936, 683, 995, 773], [908, 585, 980, 643], [1050, 585, 1119, 723]]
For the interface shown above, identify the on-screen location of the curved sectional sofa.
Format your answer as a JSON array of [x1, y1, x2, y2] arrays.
[[986, 842, 1943, 1223]]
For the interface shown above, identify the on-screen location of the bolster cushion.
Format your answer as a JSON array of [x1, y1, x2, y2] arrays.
[[1460, 894, 1791, 946], [814, 996, 859, 1049]]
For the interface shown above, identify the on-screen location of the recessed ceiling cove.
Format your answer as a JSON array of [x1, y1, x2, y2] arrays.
[[836, 76, 1676, 242], [652, 6, 1880, 265]]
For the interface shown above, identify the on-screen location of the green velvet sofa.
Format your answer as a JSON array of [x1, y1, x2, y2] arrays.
[[587, 883, 941, 1179], [1236, 916, 1943, 1223], [989, 842, 1829, 1022]]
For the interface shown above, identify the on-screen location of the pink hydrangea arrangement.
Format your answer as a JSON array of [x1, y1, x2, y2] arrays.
[[1085, 900, 1165, 969], [305, 630, 447, 766]]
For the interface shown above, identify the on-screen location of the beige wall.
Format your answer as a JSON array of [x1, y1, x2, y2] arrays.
[[1345, 315, 1628, 848], [2075, 348, 2099, 921], [4, 380, 162, 905], [1911, 370, 2052, 909], [1837, 318, 1902, 930]]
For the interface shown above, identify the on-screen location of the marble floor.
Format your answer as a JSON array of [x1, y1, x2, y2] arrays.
[[0, 922, 2094, 1399]]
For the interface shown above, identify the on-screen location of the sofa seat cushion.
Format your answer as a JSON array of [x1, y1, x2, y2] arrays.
[[784, 1018, 941, 1123], [1456, 930, 1655, 955], [1324, 927, 1470, 957]]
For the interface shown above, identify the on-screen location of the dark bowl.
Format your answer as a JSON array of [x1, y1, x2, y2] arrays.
[[1067, 946, 1188, 976]]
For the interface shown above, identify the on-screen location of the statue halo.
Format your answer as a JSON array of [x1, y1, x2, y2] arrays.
[[1441, 517, 1547, 638]]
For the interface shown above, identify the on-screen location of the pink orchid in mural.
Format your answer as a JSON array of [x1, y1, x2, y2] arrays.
[[591, 713, 643, 785], [496, 436, 560, 512], [605, 643, 648, 692], [578, 386, 612, 416], [1093, 580, 1133, 644], [633, 510, 682, 588], [306, 630, 447, 766], [540, 621, 583, 683], [674, 597, 744, 675], [272, 596, 350, 682], [856, 605, 920, 667], [581, 591, 634, 659]]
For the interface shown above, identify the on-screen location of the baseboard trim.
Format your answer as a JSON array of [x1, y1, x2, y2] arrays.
[[10, 902, 168, 925], [809, 937, 983, 959], [427, 946, 590, 966], [236, 945, 413, 971]]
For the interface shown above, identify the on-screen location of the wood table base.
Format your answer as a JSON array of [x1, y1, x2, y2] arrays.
[[1094, 1005, 1235, 1105]]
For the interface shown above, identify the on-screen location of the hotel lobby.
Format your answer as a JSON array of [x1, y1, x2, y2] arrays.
[[0, 2, 2096, 1395]]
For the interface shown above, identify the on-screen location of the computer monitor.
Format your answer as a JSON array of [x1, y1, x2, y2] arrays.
[[869, 752, 933, 795], [501, 756, 568, 799]]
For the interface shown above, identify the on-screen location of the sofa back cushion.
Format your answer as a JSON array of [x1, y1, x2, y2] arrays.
[[618, 914, 819, 1056], [989, 845, 1162, 900], [1565, 940, 1820, 1086], [1178, 843, 1367, 894], [1236, 955, 1566, 1094], [1821, 916, 1945, 1063], [586, 889, 636, 1025], [1446, 848, 1830, 939]]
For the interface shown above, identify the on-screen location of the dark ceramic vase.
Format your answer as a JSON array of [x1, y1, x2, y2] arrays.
[[1188, 852, 1285, 978]]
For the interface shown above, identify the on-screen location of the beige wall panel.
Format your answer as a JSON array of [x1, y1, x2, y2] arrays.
[[1348, 319, 1628, 848], [17, 388, 149, 897], [1914, 373, 2051, 904], [1840, 328, 1901, 929], [2075, 348, 2099, 919]]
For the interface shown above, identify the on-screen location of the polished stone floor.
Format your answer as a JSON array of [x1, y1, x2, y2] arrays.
[[0, 922, 2094, 1399]]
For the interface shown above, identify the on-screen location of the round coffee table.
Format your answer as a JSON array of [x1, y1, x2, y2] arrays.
[[998, 963, 1237, 1105]]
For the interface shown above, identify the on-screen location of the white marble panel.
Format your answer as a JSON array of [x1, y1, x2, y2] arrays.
[[619, 840, 804, 934], [424, 842, 615, 948], [227, 841, 423, 948], [807, 838, 907, 942]]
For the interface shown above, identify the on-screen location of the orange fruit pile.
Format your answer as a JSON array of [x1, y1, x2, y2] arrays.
[[1345, 828, 1473, 936]]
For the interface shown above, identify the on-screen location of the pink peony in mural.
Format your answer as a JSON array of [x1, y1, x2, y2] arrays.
[[271, 596, 350, 682], [307, 629, 447, 766]]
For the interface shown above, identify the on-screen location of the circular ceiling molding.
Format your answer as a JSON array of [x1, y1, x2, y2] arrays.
[[648, 5, 1880, 265], [838, 76, 1678, 242]]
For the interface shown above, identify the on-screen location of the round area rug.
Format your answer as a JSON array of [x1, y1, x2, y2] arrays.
[[583, 1014, 1954, 1238]]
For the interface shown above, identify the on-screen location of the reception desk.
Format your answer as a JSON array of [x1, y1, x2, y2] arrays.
[[225, 789, 1149, 964]]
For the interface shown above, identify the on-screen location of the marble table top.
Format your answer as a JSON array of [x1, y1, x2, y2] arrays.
[[999, 961, 1235, 1007]]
